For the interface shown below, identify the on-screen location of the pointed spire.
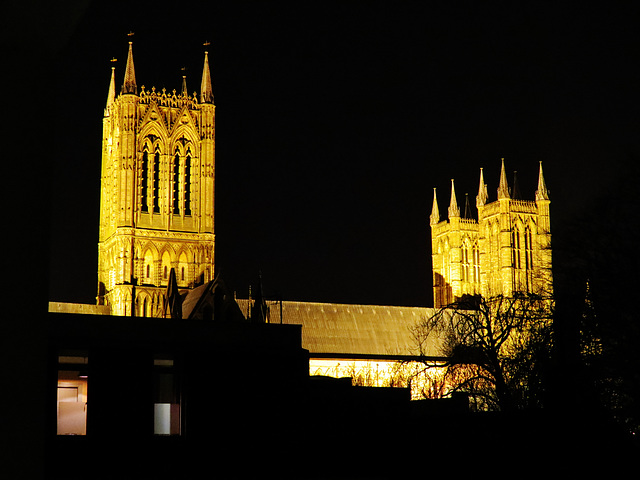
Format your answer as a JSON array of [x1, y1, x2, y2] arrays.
[[535, 161, 550, 201], [497, 158, 510, 199], [430, 188, 440, 225], [512, 170, 521, 199], [122, 41, 137, 95], [448, 179, 460, 218], [181, 74, 188, 96], [164, 268, 182, 319], [105, 63, 116, 113], [463, 193, 473, 219], [253, 270, 269, 324], [200, 48, 214, 104], [476, 167, 488, 207]]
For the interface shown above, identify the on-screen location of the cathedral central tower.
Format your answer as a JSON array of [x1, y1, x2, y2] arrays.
[[97, 42, 216, 316], [430, 159, 552, 307]]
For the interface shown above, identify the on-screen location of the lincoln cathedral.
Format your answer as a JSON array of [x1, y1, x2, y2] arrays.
[[45, 40, 555, 400], [93, 41, 552, 318]]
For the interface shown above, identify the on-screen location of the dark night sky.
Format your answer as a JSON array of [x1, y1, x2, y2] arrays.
[[44, 1, 640, 307]]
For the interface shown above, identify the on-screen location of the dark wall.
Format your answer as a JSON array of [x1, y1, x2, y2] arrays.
[[47, 313, 309, 478]]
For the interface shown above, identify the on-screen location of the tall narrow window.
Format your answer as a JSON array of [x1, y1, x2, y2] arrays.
[[184, 155, 191, 216], [153, 152, 160, 213], [444, 240, 450, 282], [57, 353, 89, 436], [462, 239, 470, 284], [473, 241, 480, 284], [173, 154, 180, 215], [443, 239, 451, 304], [494, 223, 500, 292], [141, 151, 149, 213], [153, 358, 181, 436], [525, 226, 533, 270], [512, 227, 521, 269], [525, 225, 534, 292]]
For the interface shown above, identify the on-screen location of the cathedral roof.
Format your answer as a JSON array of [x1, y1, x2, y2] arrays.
[[237, 300, 443, 358], [180, 275, 246, 322], [181, 281, 210, 319]]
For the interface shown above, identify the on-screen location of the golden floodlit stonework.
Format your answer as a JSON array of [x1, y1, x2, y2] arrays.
[[87, 42, 555, 405], [97, 42, 216, 316], [430, 158, 552, 307]]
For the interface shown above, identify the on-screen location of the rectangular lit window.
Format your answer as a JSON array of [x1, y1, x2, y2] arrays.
[[57, 354, 89, 435], [153, 358, 181, 436]]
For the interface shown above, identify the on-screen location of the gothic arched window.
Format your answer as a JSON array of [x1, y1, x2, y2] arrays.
[[153, 151, 160, 213], [173, 153, 180, 215], [473, 240, 480, 284], [462, 238, 471, 284], [525, 225, 533, 271], [443, 239, 450, 284], [184, 155, 191, 216], [141, 150, 149, 213], [512, 226, 521, 269]]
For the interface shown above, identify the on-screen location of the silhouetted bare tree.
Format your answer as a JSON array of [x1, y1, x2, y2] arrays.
[[410, 293, 554, 411]]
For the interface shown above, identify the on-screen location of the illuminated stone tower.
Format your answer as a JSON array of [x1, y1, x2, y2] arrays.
[[97, 41, 216, 316], [430, 159, 552, 307]]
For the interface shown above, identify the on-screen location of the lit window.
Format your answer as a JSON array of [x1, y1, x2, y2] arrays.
[[473, 241, 480, 283], [57, 353, 89, 435], [153, 358, 181, 436], [462, 239, 471, 283]]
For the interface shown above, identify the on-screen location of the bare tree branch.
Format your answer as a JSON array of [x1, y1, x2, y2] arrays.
[[408, 292, 554, 411]]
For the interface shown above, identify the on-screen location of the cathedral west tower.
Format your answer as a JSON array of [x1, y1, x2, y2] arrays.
[[430, 159, 552, 307], [97, 41, 216, 316]]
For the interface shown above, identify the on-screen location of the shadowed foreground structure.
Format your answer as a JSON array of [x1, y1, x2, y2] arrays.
[[43, 297, 637, 478]]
